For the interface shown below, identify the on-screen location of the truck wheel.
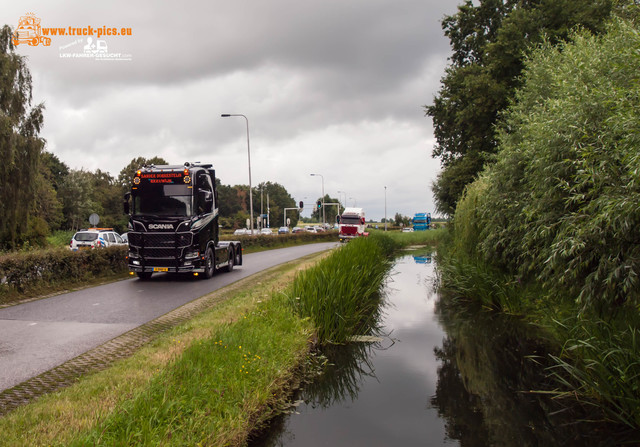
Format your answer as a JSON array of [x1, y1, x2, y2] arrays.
[[137, 272, 152, 280], [203, 247, 215, 279], [225, 248, 234, 272]]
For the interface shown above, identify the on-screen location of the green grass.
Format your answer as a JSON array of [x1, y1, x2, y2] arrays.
[[46, 230, 75, 248], [0, 256, 319, 447], [547, 317, 640, 429], [71, 292, 312, 446], [288, 233, 397, 344]]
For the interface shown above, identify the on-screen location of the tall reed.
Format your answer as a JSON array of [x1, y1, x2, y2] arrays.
[[548, 318, 640, 429], [288, 234, 395, 344]]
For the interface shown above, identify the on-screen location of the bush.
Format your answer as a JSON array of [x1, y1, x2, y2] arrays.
[[452, 17, 640, 314], [0, 246, 127, 303]]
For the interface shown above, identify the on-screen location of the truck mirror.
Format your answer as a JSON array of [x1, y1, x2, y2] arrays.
[[123, 192, 131, 214]]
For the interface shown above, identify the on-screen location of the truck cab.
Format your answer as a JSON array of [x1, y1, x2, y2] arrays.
[[338, 207, 368, 242], [124, 162, 242, 280]]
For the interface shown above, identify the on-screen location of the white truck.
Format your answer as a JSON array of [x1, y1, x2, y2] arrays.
[[337, 207, 368, 242]]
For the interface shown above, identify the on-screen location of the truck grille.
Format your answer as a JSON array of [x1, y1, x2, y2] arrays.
[[128, 232, 193, 262]]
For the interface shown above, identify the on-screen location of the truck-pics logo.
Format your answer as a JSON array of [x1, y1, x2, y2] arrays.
[[12, 13, 50, 47], [13, 12, 133, 61]]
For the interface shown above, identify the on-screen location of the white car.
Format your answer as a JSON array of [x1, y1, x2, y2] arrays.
[[233, 228, 249, 235], [260, 228, 274, 235], [69, 228, 126, 250]]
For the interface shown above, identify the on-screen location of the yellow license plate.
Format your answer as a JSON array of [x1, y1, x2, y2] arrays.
[[153, 267, 169, 272]]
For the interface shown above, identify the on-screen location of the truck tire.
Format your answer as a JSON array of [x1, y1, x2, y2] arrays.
[[137, 272, 152, 280], [225, 247, 234, 272], [203, 247, 215, 279]]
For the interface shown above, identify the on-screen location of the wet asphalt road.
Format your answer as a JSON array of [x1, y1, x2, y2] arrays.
[[0, 243, 336, 392]]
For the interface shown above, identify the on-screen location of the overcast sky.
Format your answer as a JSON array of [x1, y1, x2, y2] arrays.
[[6, 0, 460, 221]]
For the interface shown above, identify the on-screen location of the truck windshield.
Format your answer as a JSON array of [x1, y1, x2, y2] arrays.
[[340, 216, 362, 225], [133, 184, 193, 217]]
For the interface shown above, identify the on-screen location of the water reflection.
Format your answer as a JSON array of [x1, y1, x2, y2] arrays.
[[252, 253, 450, 447], [432, 288, 631, 446], [251, 253, 627, 447]]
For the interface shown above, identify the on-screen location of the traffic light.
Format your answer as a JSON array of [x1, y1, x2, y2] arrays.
[[316, 200, 322, 209], [299, 200, 303, 209]]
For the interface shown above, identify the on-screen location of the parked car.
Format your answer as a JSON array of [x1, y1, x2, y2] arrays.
[[305, 227, 317, 233], [278, 226, 290, 234], [69, 228, 126, 250], [260, 228, 274, 235], [233, 228, 249, 235], [291, 227, 304, 233], [402, 227, 414, 233]]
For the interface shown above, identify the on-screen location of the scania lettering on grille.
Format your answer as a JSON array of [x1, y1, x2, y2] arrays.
[[148, 224, 174, 230]]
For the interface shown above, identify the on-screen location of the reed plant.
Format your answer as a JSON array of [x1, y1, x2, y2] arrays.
[[288, 233, 395, 344], [547, 317, 640, 429]]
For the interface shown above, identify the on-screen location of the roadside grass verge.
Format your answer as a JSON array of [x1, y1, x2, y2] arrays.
[[0, 254, 323, 447]]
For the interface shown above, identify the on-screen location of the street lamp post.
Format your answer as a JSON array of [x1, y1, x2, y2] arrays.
[[310, 173, 325, 227], [337, 190, 347, 215], [384, 186, 387, 231], [221, 114, 253, 234]]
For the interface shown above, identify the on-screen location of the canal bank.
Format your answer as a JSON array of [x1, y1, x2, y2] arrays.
[[252, 250, 636, 446]]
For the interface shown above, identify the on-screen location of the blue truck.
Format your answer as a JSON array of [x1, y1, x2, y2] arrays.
[[412, 213, 431, 231]]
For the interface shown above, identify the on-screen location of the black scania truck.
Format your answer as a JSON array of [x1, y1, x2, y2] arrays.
[[123, 162, 242, 280]]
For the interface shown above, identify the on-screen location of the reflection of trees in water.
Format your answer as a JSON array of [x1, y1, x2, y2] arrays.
[[250, 341, 383, 447], [251, 292, 389, 447], [301, 341, 379, 409], [431, 295, 625, 446]]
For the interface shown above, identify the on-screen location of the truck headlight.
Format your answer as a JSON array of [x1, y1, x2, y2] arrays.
[[185, 250, 199, 259]]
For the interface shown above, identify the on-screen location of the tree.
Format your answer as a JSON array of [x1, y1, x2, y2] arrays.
[[254, 181, 297, 228], [0, 26, 46, 249], [453, 17, 640, 312], [58, 169, 98, 231], [311, 194, 340, 225], [426, 0, 614, 215]]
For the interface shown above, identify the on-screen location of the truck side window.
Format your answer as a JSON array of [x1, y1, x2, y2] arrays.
[[197, 174, 214, 214]]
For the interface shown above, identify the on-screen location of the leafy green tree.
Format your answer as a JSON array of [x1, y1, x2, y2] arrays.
[[426, 0, 614, 215], [0, 26, 46, 249], [41, 151, 69, 191], [254, 181, 297, 228], [311, 194, 339, 225], [453, 16, 640, 312], [58, 169, 98, 231], [89, 169, 127, 232]]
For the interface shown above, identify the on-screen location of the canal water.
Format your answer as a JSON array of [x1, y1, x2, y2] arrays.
[[252, 251, 624, 446]]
